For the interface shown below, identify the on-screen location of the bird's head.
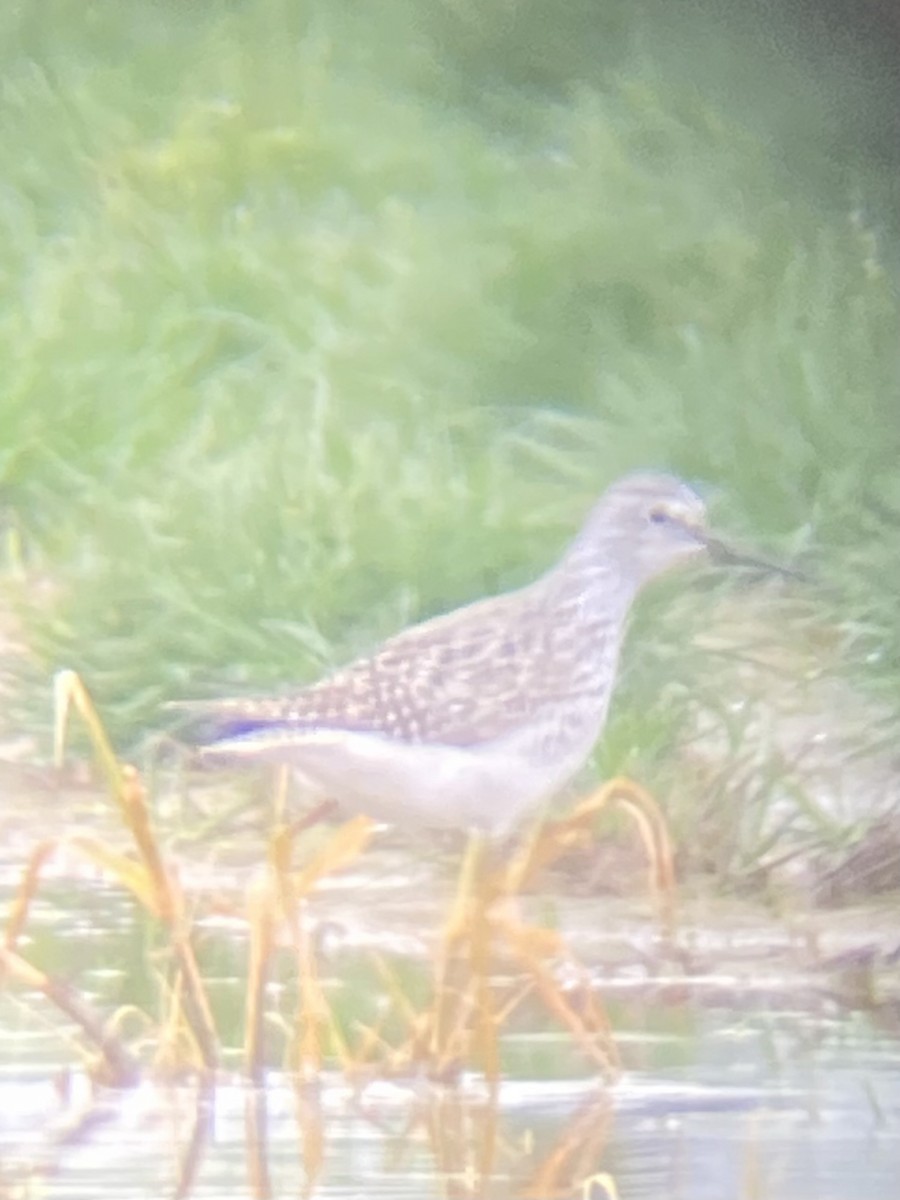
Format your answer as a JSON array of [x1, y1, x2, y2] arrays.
[[575, 471, 710, 589]]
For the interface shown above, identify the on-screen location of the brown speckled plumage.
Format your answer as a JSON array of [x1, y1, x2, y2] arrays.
[[192, 584, 619, 747], [179, 471, 710, 833]]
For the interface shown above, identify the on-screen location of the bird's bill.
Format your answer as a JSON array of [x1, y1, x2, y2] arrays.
[[703, 534, 805, 581]]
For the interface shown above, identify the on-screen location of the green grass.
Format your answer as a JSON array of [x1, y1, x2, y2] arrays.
[[1, 0, 899, 879]]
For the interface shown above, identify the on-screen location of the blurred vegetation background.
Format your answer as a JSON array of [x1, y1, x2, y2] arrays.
[[1, 0, 898, 880]]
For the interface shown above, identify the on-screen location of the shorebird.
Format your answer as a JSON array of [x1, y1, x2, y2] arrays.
[[179, 471, 714, 834]]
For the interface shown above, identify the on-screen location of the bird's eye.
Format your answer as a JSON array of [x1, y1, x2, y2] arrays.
[[648, 507, 669, 525]]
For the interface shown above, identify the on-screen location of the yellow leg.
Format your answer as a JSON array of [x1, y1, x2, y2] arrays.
[[430, 832, 491, 1074], [501, 777, 677, 933], [427, 778, 673, 1081]]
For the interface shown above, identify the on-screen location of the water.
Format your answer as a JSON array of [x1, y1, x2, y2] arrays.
[[1, 1012, 897, 1198], [1, 868, 897, 1199]]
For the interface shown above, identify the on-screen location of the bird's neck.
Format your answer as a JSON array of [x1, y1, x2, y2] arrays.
[[543, 538, 640, 628]]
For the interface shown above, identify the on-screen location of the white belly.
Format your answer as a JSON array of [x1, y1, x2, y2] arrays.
[[211, 705, 605, 836]]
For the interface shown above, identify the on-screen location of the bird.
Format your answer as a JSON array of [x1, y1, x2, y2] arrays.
[[178, 471, 712, 836]]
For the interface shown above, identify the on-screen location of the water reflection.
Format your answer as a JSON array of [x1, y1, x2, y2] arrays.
[[1, 856, 899, 1198], [1, 1005, 898, 1199]]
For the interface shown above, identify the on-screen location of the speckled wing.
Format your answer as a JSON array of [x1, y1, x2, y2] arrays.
[[179, 582, 610, 752]]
